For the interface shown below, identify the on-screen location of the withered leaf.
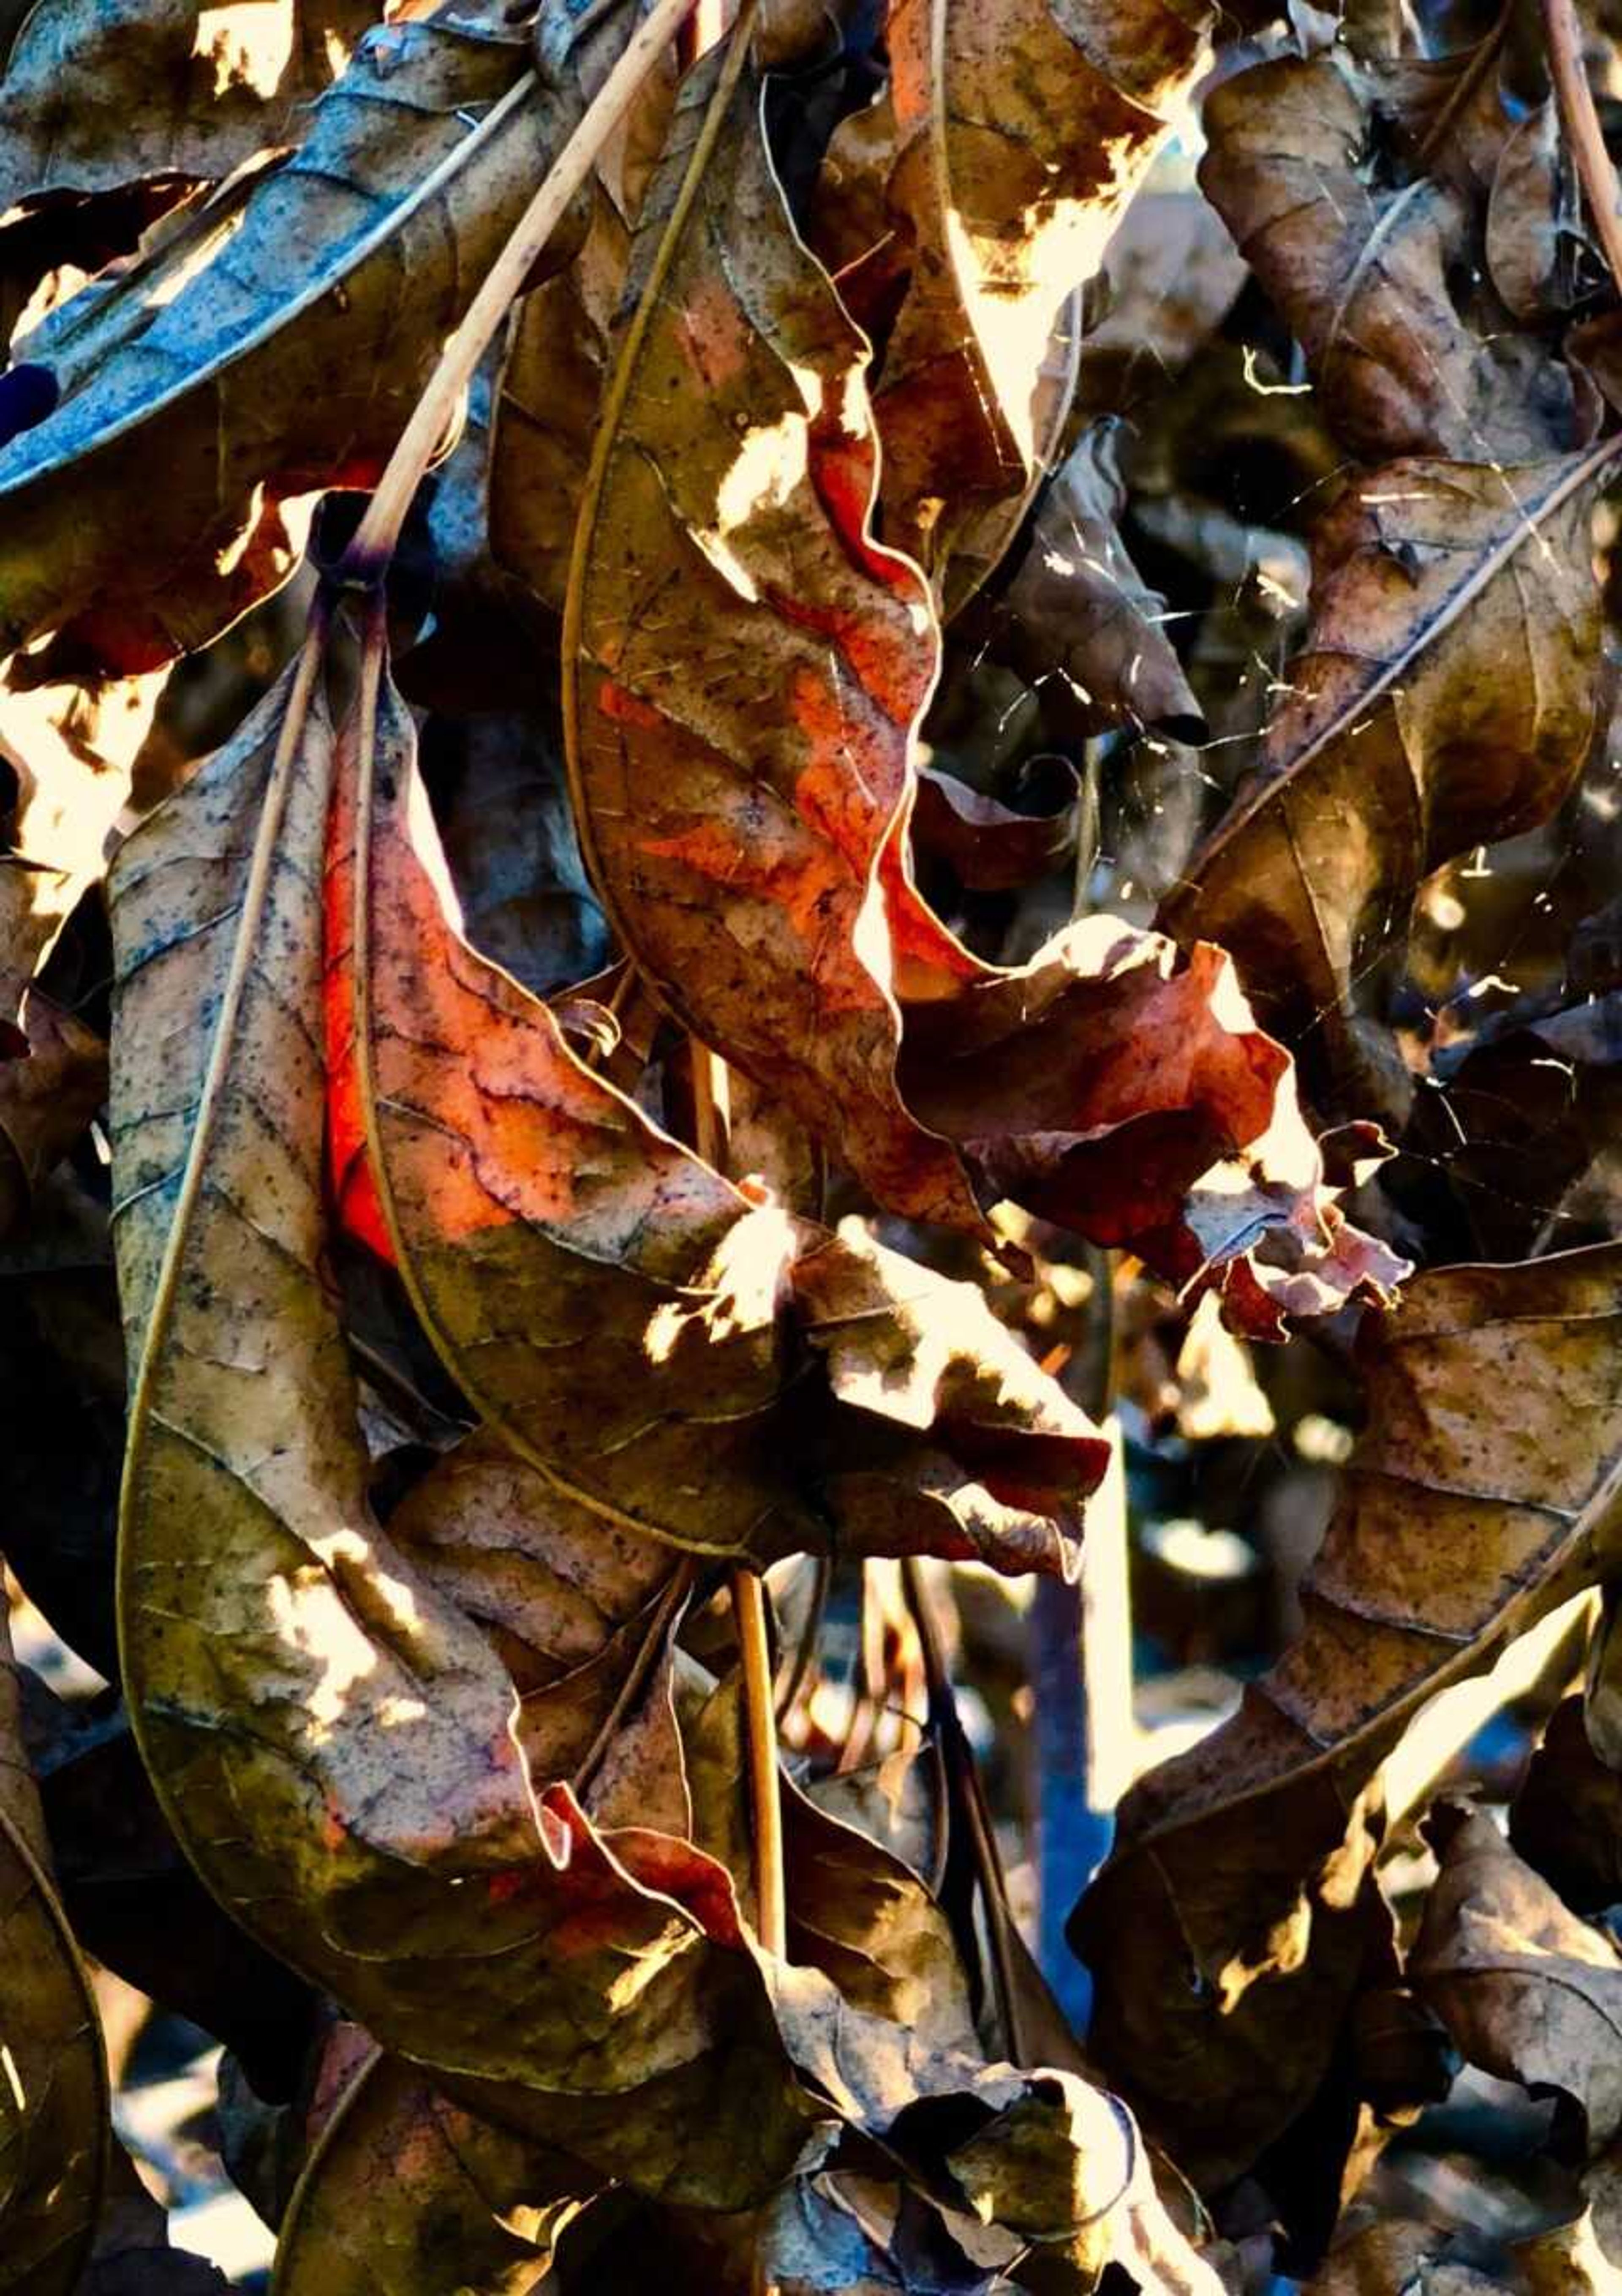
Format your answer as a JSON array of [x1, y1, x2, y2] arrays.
[[1199, 55, 1575, 462], [566, 26, 1400, 1332], [913, 757, 1078, 894], [992, 420, 1200, 739], [760, 2173, 1003, 2293], [326, 644, 808, 1560], [1486, 103, 1582, 326], [1159, 449, 1614, 1121], [1070, 181, 1246, 423], [899, 916, 1409, 1339], [331, 625, 1105, 1572], [1415, 1802, 1622, 2153], [386, 1428, 690, 1835], [793, 1220, 1105, 1576], [0, 0, 634, 668], [0, 993, 105, 1241], [1076, 1246, 1622, 2187], [0, 0, 373, 215], [1510, 1697, 1622, 1916], [0, 1612, 107, 2296], [109, 644, 813, 2171], [565, 29, 985, 1233], [424, 711, 611, 1002], [680, 1659, 976, 2048], [487, 182, 631, 624], [275, 2049, 599, 2295], [871, 0, 1214, 578]]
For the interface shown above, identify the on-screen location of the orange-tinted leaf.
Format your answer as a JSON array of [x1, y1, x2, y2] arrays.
[[108, 653, 811, 2160], [872, 0, 1214, 578], [566, 27, 1402, 1335], [901, 918, 1408, 1338], [331, 623, 1104, 1573], [565, 35, 984, 1233]]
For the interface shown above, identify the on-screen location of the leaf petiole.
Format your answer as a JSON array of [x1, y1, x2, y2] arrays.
[[337, 0, 703, 581]]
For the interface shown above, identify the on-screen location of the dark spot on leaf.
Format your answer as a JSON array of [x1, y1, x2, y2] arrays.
[[0, 363, 59, 448]]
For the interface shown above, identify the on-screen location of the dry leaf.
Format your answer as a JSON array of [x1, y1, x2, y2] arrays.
[[329, 634, 1105, 1572], [871, 0, 1213, 577], [0, 0, 635, 667], [1159, 450, 1613, 1121], [1076, 1246, 1622, 2187], [1199, 55, 1575, 462], [1486, 104, 1582, 325], [425, 712, 611, 1001], [0, 1609, 107, 2296], [1415, 1802, 1622, 2154], [0, 0, 373, 215], [900, 916, 1408, 1338], [1510, 1696, 1622, 1917], [913, 757, 1079, 894], [566, 32, 985, 1233], [567, 31, 1402, 1333], [275, 2049, 599, 2296], [0, 992, 106, 1239], [386, 1429, 691, 1834], [994, 421, 1200, 738], [108, 652, 815, 2175]]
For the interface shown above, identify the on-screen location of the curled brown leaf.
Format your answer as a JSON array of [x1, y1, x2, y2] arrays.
[[1076, 1246, 1622, 2186]]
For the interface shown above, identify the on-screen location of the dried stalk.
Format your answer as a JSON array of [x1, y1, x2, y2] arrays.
[[735, 1566, 787, 1959], [689, 1045, 784, 1948], [1542, 0, 1622, 296], [340, 0, 702, 577], [691, 1026, 781, 2293]]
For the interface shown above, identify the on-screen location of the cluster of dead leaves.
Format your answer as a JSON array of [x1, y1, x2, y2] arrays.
[[4, 0, 1622, 2285]]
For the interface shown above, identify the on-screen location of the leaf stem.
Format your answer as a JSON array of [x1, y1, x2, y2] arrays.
[[692, 1024, 786, 1967], [1543, 0, 1622, 296], [338, 0, 701, 579], [573, 1560, 694, 1804], [688, 1032, 786, 1965], [689, 1035, 732, 1170], [735, 1565, 787, 1959], [901, 1554, 1032, 2063]]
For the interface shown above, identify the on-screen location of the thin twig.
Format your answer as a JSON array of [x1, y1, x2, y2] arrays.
[[338, 0, 701, 578], [774, 1551, 830, 1725], [689, 1034, 732, 1170], [572, 1561, 694, 1802], [693, 1023, 785, 2296], [901, 1555, 1032, 2064], [1416, 0, 1511, 171], [734, 1566, 787, 1959], [689, 1039, 786, 1944], [1541, 0, 1622, 297]]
